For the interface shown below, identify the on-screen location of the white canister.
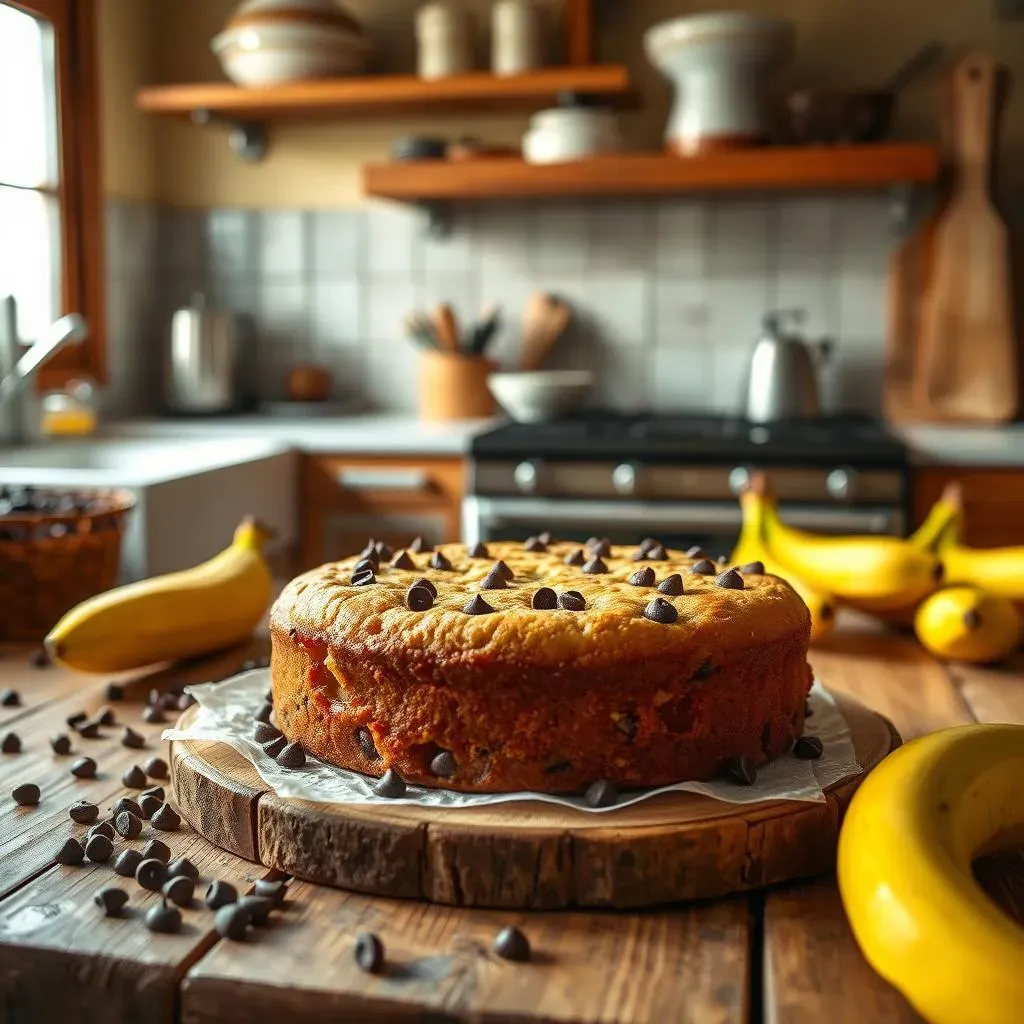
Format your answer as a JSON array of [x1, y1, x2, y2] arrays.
[[491, 0, 541, 76], [522, 107, 622, 165], [416, 2, 473, 80]]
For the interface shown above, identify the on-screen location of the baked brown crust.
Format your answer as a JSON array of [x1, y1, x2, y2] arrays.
[[269, 541, 813, 793]]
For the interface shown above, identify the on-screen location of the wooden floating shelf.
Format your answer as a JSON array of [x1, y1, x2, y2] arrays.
[[364, 144, 940, 202], [135, 65, 631, 122]]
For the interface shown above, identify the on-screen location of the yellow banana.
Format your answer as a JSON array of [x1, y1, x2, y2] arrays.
[[732, 485, 835, 643], [914, 585, 1021, 664], [838, 724, 1024, 1024], [939, 540, 1024, 604], [46, 517, 273, 673]]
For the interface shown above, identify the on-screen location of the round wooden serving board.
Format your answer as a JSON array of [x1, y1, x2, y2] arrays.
[[169, 693, 899, 910]]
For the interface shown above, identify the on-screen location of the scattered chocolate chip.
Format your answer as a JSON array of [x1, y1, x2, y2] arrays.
[[411, 576, 437, 597], [145, 902, 182, 934], [356, 727, 379, 761], [112, 797, 142, 819], [254, 878, 288, 906], [253, 721, 282, 744], [114, 849, 143, 877], [262, 736, 287, 758], [532, 587, 557, 610], [66, 711, 87, 729], [739, 560, 765, 575], [352, 558, 377, 576], [96, 706, 116, 727], [794, 736, 824, 760], [390, 550, 415, 570], [50, 734, 72, 755], [205, 880, 238, 909], [430, 751, 456, 778], [77, 720, 103, 739], [564, 548, 586, 566], [479, 569, 507, 590], [723, 756, 758, 786], [122, 765, 147, 789], [639, 537, 661, 554], [354, 932, 385, 973], [136, 859, 167, 892], [492, 559, 514, 581], [94, 887, 129, 916], [141, 786, 165, 802], [689, 558, 716, 575], [85, 833, 114, 863], [69, 800, 99, 824], [351, 569, 376, 587], [142, 705, 166, 725], [693, 659, 716, 681], [405, 583, 434, 611], [166, 857, 198, 882], [463, 594, 495, 616], [582, 556, 608, 574], [215, 903, 252, 940], [492, 926, 531, 962], [410, 536, 433, 553], [373, 768, 406, 798], [657, 573, 684, 596], [276, 741, 306, 769], [584, 779, 618, 808], [239, 895, 274, 925], [374, 541, 394, 561], [715, 568, 744, 590], [121, 727, 145, 749], [88, 821, 115, 841], [468, 541, 489, 558], [151, 803, 180, 831], [105, 682, 125, 702], [630, 548, 649, 561], [30, 647, 51, 668], [71, 757, 97, 779], [0, 688, 20, 707], [643, 598, 678, 624], [429, 551, 452, 571], [56, 837, 85, 866], [177, 693, 196, 711], [587, 537, 612, 558], [139, 795, 163, 819], [254, 702, 273, 725], [628, 567, 656, 587], [142, 839, 171, 863], [159, 692, 180, 711], [523, 536, 547, 553], [12, 782, 39, 806], [115, 811, 143, 839], [163, 876, 194, 907], [144, 756, 169, 780], [2, 732, 21, 753], [646, 544, 667, 560], [686, 545, 709, 559], [558, 590, 586, 611]]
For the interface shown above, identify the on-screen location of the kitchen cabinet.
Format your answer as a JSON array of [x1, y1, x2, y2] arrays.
[[914, 467, 1024, 547], [300, 454, 465, 570]]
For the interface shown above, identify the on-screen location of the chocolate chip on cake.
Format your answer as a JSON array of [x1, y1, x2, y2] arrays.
[[50, 733, 72, 755], [2, 731, 21, 753], [356, 727, 379, 761], [639, 537, 661, 554], [262, 736, 287, 758], [205, 880, 238, 909], [69, 800, 99, 824], [0, 688, 20, 707], [657, 573, 684, 596], [794, 736, 824, 760], [373, 768, 407, 798], [538, 531, 553, 545], [628, 567, 656, 587], [142, 839, 171, 863], [254, 721, 282, 744], [276, 742, 306, 769], [351, 569, 376, 587], [715, 568, 744, 590], [739, 560, 765, 575], [121, 726, 145, 749], [113, 849, 143, 877], [582, 556, 608, 575], [463, 594, 495, 615], [352, 558, 377, 576], [215, 904, 252, 940], [411, 576, 437, 598], [584, 779, 618, 808], [532, 587, 557, 610], [646, 544, 667, 560], [723, 756, 758, 786], [390, 550, 416, 570], [112, 797, 142, 819], [12, 783, 39, 806], [94, 887, 129, 917], [410, 536, 433, 553], [115, 811, 143, 839], [144, 756, 169, 780], [558, 590, 586, 612], [686, 545, 709, 559], [254, 702, 273, 724], [430, 751, 456, 778], [374, 541, 394, 561], [689, 558, 716, 575], [151, 803, 180, 832], [643, 598, 678, 624], [492, 926, 531, 962], [142, 705, 166, 724], [145, 903, 182, 934], [84, 833, 113, 863], [468, 541, 489, 558], [71, 757, 97, 779], [406, 585, 434, 611], [587, 537, 612, 558], [523, 536, 547, 553], [122, 765, 147, 789], [430, 551, 453, 571], [56, 837, 85, 866], [354, 932, 385, 973], [564, 548, 586, 566]]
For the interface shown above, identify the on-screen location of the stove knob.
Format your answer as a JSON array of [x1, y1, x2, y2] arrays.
[[612, 462, 638, 496], [827, 468, 857, 501], [728, 466, 751, 496], [513, 460, 541, 494]]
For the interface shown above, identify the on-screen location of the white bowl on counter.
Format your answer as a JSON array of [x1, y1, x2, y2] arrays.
[[522, 107, 622, 165], [212, 0, 372, 87], [488, 370, 594, 422]]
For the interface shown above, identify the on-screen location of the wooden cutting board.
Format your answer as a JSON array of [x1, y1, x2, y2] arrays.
[[913, 51, 1018, 423]]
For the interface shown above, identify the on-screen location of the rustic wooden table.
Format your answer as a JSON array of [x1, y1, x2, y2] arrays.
[[0, 616, 1021, 1024]]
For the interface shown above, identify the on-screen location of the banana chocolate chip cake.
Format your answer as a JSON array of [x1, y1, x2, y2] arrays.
[[269, 537, 813, 794]]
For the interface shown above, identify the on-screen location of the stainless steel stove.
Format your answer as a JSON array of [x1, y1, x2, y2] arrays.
[[463, 414, 911, 551]]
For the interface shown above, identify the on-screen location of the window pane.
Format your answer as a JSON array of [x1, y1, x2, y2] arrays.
[[0, 2, 58, 188], [0, 185, 60, 342]]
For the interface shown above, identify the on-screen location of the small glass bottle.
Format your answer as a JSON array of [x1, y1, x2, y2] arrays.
[[416, 2, 473, 80], [41, 378, 97, 436], [492, 0, 541, 76]]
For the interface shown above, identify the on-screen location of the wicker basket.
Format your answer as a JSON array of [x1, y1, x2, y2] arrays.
[[0, 488, 135, 642]]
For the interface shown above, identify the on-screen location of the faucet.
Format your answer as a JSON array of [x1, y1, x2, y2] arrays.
[[0, 295, 88, 446]]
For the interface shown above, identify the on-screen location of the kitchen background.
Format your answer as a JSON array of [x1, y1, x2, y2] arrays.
[[98, 0, 1024, 422]]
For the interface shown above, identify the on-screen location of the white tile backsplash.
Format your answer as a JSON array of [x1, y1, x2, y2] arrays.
[[259, 210, 309, 278], [205, 209, 257, 280], [310, 278, 363, 351], [366, 203, 420, 276], [311, 210, 364, 276]]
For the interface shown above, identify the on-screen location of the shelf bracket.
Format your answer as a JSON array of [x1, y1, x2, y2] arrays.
[[418, 202, 454, 240], [191, 109, 268, 163]]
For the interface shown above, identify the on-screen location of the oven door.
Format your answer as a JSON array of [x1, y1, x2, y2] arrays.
[[463, 496, 905, 552]]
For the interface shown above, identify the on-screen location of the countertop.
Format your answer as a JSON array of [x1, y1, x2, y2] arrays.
[[0, 618, 1021, 1022], [893, 424, 1024, 467]]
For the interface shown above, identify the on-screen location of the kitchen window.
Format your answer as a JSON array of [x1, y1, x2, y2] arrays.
[[0, 0, 104, 386]]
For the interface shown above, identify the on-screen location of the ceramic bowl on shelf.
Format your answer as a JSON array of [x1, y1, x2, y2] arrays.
[[522, 106, 622, 165], [212, 0, 372, 87], [645, 12, 794, 154], [488, 370, 594, 422]]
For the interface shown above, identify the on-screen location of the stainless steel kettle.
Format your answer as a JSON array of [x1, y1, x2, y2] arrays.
[[743, 310, 829, 422], [164, 294, 254, 415]]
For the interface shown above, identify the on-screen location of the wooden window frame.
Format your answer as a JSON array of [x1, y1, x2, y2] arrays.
[[7, 0, 105, 389]]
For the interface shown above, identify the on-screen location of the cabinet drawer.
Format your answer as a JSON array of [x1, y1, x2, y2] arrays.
[[305, 455, 464, 511]]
